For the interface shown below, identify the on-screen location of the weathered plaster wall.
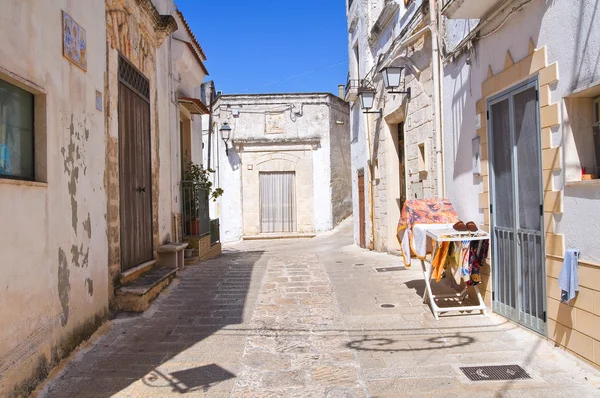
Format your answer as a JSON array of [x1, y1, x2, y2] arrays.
[[329, 100, 352, 226], [0, 1, 108, 395], [214, 94, 347, 241]]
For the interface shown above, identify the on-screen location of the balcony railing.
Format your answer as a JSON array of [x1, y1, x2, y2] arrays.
[[181, 181, 210, 237], [210, 218, 220, 244], [345, 78, 367, 102]]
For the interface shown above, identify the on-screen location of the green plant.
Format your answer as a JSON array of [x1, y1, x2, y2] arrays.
[[183, 162, 224, 202]]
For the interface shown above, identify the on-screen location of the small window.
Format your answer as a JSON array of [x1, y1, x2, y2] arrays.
[[0, 79, 34, 180]]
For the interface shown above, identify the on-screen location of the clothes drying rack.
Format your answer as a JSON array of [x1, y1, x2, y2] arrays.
[[420, 227, 490, 320]]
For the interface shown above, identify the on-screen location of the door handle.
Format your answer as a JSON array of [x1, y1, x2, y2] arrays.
[[136, 186, 146, 193]]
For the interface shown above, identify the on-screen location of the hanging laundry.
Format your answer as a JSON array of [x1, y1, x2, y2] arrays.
[[467, 240, 490, 287], [431, 242, 450, 282]]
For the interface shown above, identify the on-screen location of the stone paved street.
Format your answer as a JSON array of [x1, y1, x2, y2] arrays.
[[40, 218, 600, 397]]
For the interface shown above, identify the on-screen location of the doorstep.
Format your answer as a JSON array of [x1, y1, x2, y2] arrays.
[[242, 233, 316, 240], [115, 267, 177, 312]]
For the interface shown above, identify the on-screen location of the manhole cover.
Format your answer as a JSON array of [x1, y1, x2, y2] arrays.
[[380, 304, 395, 308], [375, 267, 405, 272], [460, 365, 531, 381]]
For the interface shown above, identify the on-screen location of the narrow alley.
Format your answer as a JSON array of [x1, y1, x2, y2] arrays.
[[40, 219, 600, 397]]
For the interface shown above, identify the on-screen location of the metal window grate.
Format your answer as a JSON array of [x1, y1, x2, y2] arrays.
[[119, 56, 150, 101], [460, 365, 531, 381], [375, 267, 405, 273]]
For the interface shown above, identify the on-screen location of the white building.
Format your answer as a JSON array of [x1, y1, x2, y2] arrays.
[[442, 0, 600, 367], [213, 93, 352, 242]]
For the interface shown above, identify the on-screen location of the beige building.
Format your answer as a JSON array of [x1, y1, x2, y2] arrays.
[[0, 1, 110, 395], [213, 93, 352, 242]]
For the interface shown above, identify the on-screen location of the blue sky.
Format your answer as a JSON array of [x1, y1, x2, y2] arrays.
[[176, 0, 349, 95]]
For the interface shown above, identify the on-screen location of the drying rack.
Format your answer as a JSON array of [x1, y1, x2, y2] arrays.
[[421, 227, 490, 320]]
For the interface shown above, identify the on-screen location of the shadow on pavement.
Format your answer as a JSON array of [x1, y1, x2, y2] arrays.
[[44, 249, 265, 397]]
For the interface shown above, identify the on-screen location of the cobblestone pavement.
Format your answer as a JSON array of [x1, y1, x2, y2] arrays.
[[41, 218, 600, 397]]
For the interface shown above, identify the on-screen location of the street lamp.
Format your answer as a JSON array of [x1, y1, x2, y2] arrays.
[[358, 87, 382, 116], [219, 122, 232, 155], [380, 66, 411, 98]]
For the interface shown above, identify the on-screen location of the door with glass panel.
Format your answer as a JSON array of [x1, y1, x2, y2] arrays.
[[259, 172, 297, 233], [488, 78, 546, 335]]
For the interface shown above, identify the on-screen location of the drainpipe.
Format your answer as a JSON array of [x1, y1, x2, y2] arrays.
[[365, 111, 376, 250], [429, 0, 445, 198]]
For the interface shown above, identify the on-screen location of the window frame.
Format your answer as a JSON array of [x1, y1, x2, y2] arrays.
[[594, 96, 599, 126], [0, 78, 36, 182]]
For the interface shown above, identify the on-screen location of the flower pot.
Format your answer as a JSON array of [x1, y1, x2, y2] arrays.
[[185, 220, 200, 235], [184, 249, 194, 258]]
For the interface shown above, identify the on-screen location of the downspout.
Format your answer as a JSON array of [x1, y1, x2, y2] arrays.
[[364, 110, 375, 250], [429, 0, 445, 198]]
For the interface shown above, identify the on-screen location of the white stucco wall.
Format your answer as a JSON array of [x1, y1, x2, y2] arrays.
[[0, 2, 108, 395], [442, 0, 600, 262], [213, 94, 350, 242]]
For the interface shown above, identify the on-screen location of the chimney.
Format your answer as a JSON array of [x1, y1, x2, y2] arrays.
[[338, 84, 345, 99]]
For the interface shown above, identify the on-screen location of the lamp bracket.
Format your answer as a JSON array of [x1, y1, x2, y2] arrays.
[[387, 87, 411, 98], [362, 108, 383, 116]]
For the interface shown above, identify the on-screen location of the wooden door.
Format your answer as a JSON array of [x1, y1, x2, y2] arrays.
[[358, 171, 366, 248], [118, 56, 153, 272]]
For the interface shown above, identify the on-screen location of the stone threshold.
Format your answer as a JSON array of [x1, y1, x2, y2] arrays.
[[242, 233, 316, 240]]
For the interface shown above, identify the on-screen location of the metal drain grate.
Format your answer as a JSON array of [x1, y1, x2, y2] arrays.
[[375, 267, 405, 273], [380, 304, 395, 308], [460, 365, 531, 381]]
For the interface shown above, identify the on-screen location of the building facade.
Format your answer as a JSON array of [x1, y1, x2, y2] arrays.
[[213, 93, 352, 242], [348, 0, 600, 369], [442, 0, 600, 368], [0, 1, 109, 395], [0, 0, 213, 394], [346, 0, 443, 252]]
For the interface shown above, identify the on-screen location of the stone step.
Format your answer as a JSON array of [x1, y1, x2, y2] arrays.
[[115, 267, 177, 312]]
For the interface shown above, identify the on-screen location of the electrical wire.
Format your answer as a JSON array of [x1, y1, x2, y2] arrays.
[[476, 0, 534, 40], [240, 60, 349, 93]]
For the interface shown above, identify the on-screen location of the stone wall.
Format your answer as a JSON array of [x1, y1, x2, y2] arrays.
[[104, 0, 175, 302], [329, 99, 353, 227]]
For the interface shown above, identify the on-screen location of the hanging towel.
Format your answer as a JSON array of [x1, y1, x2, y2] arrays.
[[558, 249, 580, 304]]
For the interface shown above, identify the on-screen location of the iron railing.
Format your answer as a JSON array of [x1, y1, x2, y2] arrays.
[[181, 181, 210, 237], [210, 218, 220, 244]]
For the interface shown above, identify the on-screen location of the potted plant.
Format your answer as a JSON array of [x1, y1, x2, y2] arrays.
[[182, 162, 224, 236]]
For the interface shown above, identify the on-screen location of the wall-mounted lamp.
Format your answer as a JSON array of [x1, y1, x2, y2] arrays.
[[219, 122, 232, 155], [380, 66, 411, 98], [358, 87, 382, 116]]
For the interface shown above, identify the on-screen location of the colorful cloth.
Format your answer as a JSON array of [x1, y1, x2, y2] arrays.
[[466, 239, 490, 287], [396, 199, 459, 266], [431, 242, 450, 282]]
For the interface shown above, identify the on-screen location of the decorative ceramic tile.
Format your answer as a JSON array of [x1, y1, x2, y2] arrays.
[[63, 11, 87, 71]]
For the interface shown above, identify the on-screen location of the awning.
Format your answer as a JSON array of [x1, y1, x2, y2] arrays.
[[178, 96, 209, 115]]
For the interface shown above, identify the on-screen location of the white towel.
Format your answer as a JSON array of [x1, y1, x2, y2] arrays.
[[558, 249, 580, 304]]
